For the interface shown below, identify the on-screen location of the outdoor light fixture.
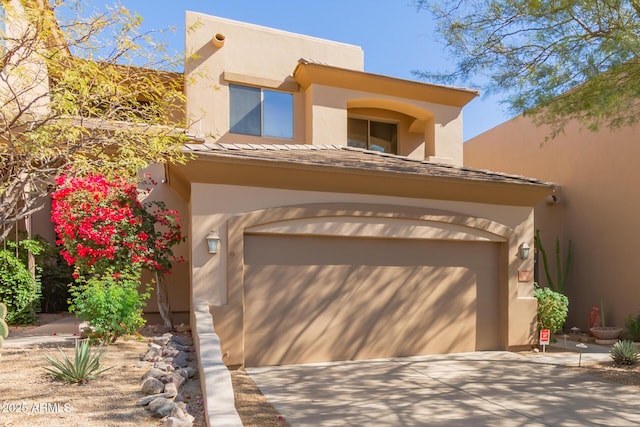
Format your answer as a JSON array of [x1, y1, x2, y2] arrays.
[[519, 242, 531, 260], [206, 231, 220, 254]]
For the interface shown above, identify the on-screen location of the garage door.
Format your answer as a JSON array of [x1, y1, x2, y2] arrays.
[[243, 234, 501, 366]]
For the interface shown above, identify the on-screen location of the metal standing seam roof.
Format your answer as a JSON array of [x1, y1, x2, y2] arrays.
[[182, 142, 557, 189]]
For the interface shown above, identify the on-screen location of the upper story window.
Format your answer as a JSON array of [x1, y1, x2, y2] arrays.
[[229, 84, 293, 139], [347, 118, 397, 154]]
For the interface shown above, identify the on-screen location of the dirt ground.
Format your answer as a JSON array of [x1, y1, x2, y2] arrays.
[[1, 315, 206, 427], [230, 368, 290, 427], [3, 315, 639, 427], [2, 313, 288, 427], [523, 344, 640, 387], [578, 358, 640, 385]]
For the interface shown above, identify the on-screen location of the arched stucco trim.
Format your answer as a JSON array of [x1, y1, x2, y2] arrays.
[[218, 203, 519, 366], [347, 98, 434, 133]]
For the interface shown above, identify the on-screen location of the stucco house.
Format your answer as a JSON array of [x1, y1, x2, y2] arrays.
[[3, 2, 557, 368], [465, 117, 640, 332], [1, 3, 556, 366], [165, 12, 557, 368], [1, 3, 564, 424]]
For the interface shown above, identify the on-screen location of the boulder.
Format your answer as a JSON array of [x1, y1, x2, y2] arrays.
[[141, 368, 166, 382], [136, 392, 174, 407], [141, 377, 165, 395]]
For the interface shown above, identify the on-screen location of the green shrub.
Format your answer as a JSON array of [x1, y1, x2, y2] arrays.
[[43, 339, 113, 384], [0, 240, 43, 325], [69, 266, 150, 343], [534, 284, 569, 334], [610, 340, 640, 366], [0, 302, 8, 359], [624, 312, 640, 342]]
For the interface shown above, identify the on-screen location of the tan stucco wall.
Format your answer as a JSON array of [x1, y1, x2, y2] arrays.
[[303, 84, 464, 162], [465, 116, 640, 330], [185, 12, 363, 142], [187, 182, 537, 365], [184, 12, 466, 165], [140, 164, 191, 314]]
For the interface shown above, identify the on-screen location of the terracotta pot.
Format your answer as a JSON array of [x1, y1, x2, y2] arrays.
[[589, 327, 623, 340]]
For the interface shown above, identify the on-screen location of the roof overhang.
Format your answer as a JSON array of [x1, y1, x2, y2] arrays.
[[293, 59, 479, 107], [168, 143, 556, 207]]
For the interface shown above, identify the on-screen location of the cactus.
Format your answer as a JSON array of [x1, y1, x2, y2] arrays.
[[535, 229, 572, 294]]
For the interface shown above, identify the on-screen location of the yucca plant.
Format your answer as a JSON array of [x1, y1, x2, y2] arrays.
[[43, 339, 114, 384], [610, 340, 640, 366]]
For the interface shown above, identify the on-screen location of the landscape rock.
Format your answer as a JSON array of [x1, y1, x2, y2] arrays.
[[152, 401, 177, 418], [165, 416, 193, 427], [169, 335, 188, 346], [136, 392, 174, 406], [175, 367, 196, 379], [169, 372, 186, 389], [166, 405, 195, 426], [153, 333, 173, 346], [163, 347, 180, 358], [156, 372, 185, 388], [164, 382, 178, 398], [143, 347, 162, 362], [142, 368, 166, 381], [137, 331, 197, 424], [141, 377, 165, 395], [169, 343, 192, 352], [148, 397, 171, 412], [172, 352, 190, 368], [154, 361, 172, 371]]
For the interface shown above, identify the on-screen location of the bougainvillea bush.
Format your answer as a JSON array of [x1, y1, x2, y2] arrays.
[[51, 173, 183, 342]]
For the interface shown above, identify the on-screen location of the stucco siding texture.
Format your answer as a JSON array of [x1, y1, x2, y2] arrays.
[[243, 235, 500, 367]]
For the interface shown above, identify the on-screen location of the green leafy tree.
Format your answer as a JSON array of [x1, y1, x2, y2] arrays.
[[0, 0, 188, 242], [415, 0, 640, 137]]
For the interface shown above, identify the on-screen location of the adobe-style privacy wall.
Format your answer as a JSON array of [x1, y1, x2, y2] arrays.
[[465, 116, 640, 329]]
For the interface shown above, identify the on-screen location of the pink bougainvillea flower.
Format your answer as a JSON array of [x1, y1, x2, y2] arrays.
[[51, 173, 185, 276]]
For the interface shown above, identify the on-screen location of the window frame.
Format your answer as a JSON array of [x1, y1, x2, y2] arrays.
[[229, 83, 294, 140], [347, 117, 398, 154]]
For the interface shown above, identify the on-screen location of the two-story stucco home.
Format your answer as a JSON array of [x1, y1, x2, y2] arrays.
[[2, 3, 561, 424], [162, 12, 556, 368]]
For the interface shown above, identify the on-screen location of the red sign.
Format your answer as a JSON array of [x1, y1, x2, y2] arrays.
[[540, 329, 550, 345]]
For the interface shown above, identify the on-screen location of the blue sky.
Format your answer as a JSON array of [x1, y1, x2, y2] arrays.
[[111, 1, 512, 140]]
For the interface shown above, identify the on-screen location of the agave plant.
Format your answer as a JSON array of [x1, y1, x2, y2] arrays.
[[610, 340, 640, 366], [43, 339, 113, 384]]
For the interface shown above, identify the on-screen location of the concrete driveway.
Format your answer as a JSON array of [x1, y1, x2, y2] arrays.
[[248, 350, 640, 426]]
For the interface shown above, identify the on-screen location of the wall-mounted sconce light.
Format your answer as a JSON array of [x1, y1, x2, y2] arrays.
[[206, 231, 220, 254], [519, 242, 531, 260], [212, 33, 225, 48]]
